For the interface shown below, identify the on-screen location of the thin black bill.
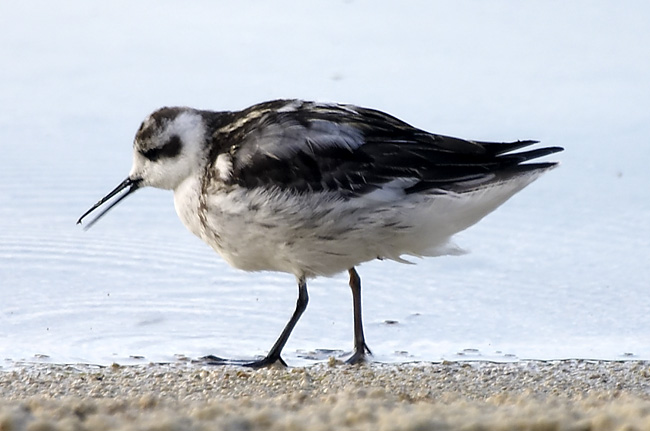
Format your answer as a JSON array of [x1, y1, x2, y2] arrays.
[[77, 177, 142, 229]]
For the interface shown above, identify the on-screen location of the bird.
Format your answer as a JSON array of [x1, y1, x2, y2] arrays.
[[77, 99, 563, 367]]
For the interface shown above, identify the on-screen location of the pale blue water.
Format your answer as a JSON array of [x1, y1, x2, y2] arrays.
[[1, 0, 649, 368]]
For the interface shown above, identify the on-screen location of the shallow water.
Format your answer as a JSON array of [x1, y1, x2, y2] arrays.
[[1, 0, 650, 368]]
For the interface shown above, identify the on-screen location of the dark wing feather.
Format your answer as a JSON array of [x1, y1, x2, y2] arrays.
[[214, 100, 562, 196]]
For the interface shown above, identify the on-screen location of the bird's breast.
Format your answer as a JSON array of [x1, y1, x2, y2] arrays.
[[173, 176, 206, 241]]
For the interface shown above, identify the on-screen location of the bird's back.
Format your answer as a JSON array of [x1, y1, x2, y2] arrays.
[[206, 100, 560, 196]]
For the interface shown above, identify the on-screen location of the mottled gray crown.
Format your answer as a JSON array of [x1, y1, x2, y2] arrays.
[[134, 107, 188, 161]]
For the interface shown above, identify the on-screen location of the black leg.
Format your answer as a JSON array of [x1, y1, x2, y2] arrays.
[[346, 267, 371, 364], [244, 275, 309, 368]]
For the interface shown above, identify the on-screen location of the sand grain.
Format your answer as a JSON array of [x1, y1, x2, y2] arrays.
[[1, 360, 649, 430]]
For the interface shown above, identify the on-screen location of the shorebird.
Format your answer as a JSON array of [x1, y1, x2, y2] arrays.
[[78, 99, 562, 367]]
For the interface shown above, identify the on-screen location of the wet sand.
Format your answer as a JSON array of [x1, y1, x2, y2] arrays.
[[1, 360, 650, 430]]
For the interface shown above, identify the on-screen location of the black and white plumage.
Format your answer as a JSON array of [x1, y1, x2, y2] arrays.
[[78, 99, 563, 367]]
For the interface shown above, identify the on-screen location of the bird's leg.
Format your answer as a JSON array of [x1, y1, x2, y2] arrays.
[[346, 267, 371, 364], [244, 275, 309, 368]]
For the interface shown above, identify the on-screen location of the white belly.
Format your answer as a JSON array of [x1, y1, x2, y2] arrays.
[[173, 172, 541, 278]]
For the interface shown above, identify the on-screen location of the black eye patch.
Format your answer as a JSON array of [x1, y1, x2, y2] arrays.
[[141, 135, 182, 161]]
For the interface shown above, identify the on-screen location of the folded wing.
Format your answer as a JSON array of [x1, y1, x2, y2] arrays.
[[219, 100, 562, 197]]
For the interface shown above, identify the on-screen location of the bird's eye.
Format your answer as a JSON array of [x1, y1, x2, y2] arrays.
[[141, 135, 182, 161]]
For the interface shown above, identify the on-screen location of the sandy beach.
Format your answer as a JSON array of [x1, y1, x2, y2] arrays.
[[1, 359, 649, 430]]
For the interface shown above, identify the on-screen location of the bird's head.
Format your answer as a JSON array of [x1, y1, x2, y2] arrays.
[[77, 107, 209, 229]]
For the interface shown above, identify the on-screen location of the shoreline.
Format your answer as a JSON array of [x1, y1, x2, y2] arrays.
[[2, 360, 650, 430]]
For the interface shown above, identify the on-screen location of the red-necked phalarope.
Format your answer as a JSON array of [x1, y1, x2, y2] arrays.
[[78, 99, 563, 367]]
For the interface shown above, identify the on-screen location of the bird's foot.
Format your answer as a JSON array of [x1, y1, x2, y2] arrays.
[[345, 343, 372, 365], [197, 354, 285, 368], [243, 354, 288, 369]]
